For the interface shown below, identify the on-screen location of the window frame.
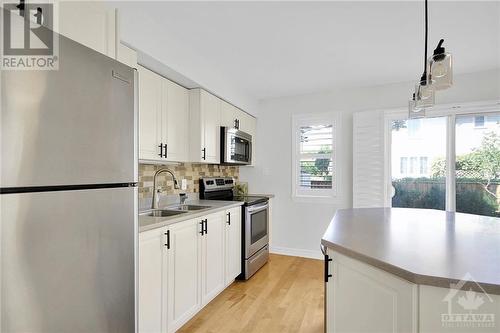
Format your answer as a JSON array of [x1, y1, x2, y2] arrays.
[[291, 112, 340, 202], [383, 100, 500, 211]]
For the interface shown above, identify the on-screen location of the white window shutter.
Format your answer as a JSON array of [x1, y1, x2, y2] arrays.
[[353, 110, 386, 208]]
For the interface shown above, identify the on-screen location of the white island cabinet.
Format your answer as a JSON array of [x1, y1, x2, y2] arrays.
[[325, 249, 418, 333], [139, 206, 242, 333], [323, 208, 500, 333]]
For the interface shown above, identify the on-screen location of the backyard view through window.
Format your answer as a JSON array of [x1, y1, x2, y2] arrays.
[[391, 113, 500, 217], [299, 124, 334, 191], [455, 114, 500, 217], [391, 117, 447, 210]]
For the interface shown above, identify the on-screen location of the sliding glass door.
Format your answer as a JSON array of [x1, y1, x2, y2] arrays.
[[455, 113, 500, 217], [389, 110, 500, 218], [391, 117, 447, 210]]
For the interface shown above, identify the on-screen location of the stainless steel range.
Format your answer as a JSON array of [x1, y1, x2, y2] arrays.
[[199, 177, 269, 279]]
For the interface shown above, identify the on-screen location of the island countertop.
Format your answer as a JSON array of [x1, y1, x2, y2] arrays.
[[321, 208, 500, 295]]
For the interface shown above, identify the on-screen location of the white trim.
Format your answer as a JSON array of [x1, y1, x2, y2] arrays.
[[446, 115, 456, 212], [291, 112, 341, 201], [269, 246, 323, 260]]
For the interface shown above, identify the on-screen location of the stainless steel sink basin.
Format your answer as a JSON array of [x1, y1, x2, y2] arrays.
[[141, 209, 188, 217], [168, 204, 212, 211]]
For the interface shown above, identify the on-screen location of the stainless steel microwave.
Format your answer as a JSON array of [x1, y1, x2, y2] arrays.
[[220, 127, 252, 165]]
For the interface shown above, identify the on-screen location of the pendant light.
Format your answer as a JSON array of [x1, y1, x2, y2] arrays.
[[409, 0, 453, 116], [429, 39, 453, 90]]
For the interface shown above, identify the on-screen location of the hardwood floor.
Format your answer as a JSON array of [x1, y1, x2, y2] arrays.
[[178, 254, 324, 333]]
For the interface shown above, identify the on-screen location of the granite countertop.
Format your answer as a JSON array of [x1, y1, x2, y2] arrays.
[[139, 199, 244, 233], [321, 208, 500, 295]]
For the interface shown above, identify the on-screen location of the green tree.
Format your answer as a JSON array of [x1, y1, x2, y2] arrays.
[[315, 145, 332, 178], [431, 131, 500, 200]]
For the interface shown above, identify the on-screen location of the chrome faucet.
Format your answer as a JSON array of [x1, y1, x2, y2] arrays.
[[151, 168, 180, 209]]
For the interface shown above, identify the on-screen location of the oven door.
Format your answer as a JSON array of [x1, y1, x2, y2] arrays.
[[245, 202, 269, 258], [222, 127, 252, 165]]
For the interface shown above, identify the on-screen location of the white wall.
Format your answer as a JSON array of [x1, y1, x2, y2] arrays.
[[240, 69, 500, 259]]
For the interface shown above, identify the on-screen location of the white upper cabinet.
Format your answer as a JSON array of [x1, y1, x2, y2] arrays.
[[138, 65, 163, 161], [117, 43, 137, 68], [221, 100, 256, 136], [220, 100, 240, 129], [189, 89, 221, 164], [224, 207, 242, 286], [163, 79, 189, 162], [200, 212, 225, 305], [138, 66, 189, 163], [53, 1, 117, 58]]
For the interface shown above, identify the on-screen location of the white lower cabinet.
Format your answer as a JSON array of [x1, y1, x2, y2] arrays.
[[139, 227, 168, 333], [139, 208, 241, 333], [166, 218, 201, 332], [325, 249, 418, 333], [325, 249, 500, 333], [224, 207, 242, 285], [200, 212, 226, 306]]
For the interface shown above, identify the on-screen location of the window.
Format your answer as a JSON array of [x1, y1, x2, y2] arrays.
[[388, 107, 500, 218], [409, 157, 418, 174], [420, 157, 428, 175], [292, 113, 337, 199], [400, 157, 408, 174], [474, 115, 485, 128]]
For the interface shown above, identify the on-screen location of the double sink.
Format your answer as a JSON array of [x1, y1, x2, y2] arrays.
[[140, 204, 212, 218]]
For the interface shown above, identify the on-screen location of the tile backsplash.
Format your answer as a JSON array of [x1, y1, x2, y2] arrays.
[[138, 163, 239, 199]]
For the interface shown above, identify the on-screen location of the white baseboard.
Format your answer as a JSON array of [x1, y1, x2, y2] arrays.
[[269, 246, 323, 260]]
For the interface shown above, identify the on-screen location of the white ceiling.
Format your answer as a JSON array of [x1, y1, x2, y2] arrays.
[[117, 1, 500, 101]]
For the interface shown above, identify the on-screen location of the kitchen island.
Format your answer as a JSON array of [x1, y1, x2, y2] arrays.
[[321, 208, 500, 333]]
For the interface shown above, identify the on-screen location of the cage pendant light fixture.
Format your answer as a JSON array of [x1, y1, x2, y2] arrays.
[[409, 0, 453, 116]]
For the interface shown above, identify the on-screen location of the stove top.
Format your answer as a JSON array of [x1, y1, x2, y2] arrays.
[[233, 195, 268, 206], [199, 177, 268, 206]]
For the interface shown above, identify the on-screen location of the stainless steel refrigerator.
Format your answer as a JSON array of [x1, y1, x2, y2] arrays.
[[0, 29, 138, 332]]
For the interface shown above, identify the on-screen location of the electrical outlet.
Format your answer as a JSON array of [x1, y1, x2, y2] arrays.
[[181, 179, 187, 191]]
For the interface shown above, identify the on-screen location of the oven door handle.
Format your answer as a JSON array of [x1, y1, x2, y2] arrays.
[[246, 202, 269, 213]]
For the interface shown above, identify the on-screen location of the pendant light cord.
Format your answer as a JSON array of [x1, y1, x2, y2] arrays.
[[423, 0, 428, 81]]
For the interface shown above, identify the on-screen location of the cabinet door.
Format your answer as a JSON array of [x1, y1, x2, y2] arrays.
[[139, 228, 168, 333], [166, 219, 201, 332], [55, 1, 116, 58], [224, 207, 242, 285], [201, 212, 225, 305], [201, 91, 221, 164], [163, 79, 189, 162], [117, 43, 137, 68], [220, 100, 238, 129], [326, 249, 417, 333], [238, 111, 256, 136], [138, 66, 163, 161]]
